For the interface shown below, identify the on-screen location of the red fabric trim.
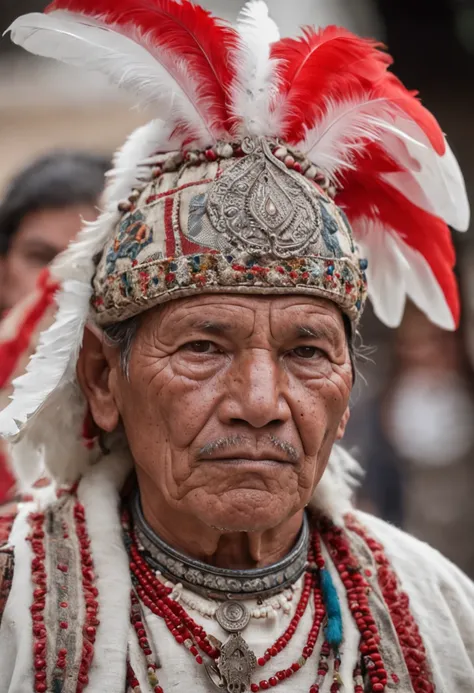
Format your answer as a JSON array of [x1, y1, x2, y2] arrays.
[[164, 197, 176, 257], [180, 231, 208, 256], [0, 452, 15, 506], [0, 269, 60, 389], [346, 515, 435, 693]]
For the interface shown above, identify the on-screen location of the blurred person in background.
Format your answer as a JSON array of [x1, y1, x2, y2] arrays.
[[0, 151, 109, 504], [0, 151, 109, 313], [382, 304, 474, 577], [352, 299, 474, 578]]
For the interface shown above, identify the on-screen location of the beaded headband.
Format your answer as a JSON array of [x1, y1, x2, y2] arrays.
[[0, 0, 468, 486]]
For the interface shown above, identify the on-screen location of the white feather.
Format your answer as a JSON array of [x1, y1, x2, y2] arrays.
[[310, 445, 362, 524], [300, 96, 394, 181], [7, 11, 220, 146], [381, 116, 470, 231], [0, 117, 175, 474], [230, 0, 282, 137], [52, 120, 175, 285], [299, 95, 469, 232], [0, 280, 91, 438], [105, 120, 170, 205], [7, 382, 91, 486], [355, 218, 455, 330]]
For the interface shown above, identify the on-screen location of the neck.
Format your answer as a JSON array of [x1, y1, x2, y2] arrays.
[[136, 479, 304, 571]]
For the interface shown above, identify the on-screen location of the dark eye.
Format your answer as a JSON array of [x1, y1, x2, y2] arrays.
[[292, 346, 322, 359], [183, 340, 219, 354]]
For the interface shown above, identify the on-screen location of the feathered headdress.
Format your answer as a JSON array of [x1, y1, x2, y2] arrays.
[[0, 0, 469, 485]]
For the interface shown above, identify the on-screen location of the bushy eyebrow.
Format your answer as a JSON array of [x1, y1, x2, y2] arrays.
[[190, 320, 235, 335], [292, 323, 342, 347]]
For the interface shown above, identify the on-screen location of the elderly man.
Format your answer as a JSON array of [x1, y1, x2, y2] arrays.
[[0, 1, 473, 692]]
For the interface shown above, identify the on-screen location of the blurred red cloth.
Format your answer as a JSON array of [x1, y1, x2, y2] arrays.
[[0, 269, 60, 506], [0, 450, 15, 507]]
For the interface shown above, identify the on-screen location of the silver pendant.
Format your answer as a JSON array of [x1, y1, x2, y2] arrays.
[[217, 633, 257, 693], [216, 602, 251, 632], [206, 602, 256, 693]]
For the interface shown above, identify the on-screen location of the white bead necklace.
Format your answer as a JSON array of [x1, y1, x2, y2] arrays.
[[161, 572, 300, 621]]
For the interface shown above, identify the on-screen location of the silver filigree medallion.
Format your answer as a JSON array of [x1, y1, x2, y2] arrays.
[[206, 137, 323, 259], [217, 633, 257, 693]]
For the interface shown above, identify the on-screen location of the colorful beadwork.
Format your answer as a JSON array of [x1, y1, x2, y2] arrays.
[[74, 502, 99, 693], [105, 210, 153, 276], [346, 515, 435, 693], [122, 140, 336, 200], [28, 511, 48, 693], [12, 489, 425, 693], [93, 252, 366, 325], [124, 509, 363, 693], [92, 135, 367, 329], [25, 495, 100, 693], [319, 518, 388, 693]]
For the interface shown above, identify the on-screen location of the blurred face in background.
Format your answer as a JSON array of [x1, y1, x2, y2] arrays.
[[0, 204, 98, 313]]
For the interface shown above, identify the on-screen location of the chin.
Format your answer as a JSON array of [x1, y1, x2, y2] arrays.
[[194, 488, 294, 533]]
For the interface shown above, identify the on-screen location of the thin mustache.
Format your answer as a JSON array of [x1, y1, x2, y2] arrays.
[[197, 434, 299, 463]]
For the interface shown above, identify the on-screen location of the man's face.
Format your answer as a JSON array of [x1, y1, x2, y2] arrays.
[[88, 294, 352, 533], [0, 204, 97, 312]]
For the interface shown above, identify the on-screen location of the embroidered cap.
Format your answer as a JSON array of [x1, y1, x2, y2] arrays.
[[92, 137, 366, 326]]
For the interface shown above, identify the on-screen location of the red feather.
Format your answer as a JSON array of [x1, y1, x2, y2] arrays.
[[46, 0, 238, 132], [337, 163, 459, 325], [272, 26, 391, 142]]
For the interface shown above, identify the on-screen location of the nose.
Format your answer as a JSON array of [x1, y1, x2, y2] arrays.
[[219, 348, 291, 429]]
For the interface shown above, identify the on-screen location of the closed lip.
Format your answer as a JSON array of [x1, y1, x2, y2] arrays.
[[198, 450, 294, 465]]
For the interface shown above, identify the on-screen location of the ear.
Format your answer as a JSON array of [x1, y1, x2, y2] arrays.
[[336, 406, 350, 440], [76, 324, 120, 433]]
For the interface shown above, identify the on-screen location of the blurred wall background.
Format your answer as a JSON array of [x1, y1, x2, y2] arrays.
[[0, 0, 474, 573]]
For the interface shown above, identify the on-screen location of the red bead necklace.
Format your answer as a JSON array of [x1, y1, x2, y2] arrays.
[[124, 510, 436, 693], [125, 513, 343, 693], [319, 518, 388, 693]]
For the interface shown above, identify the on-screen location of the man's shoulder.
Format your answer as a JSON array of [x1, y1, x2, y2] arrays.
[[346, 511, 474, 688], [350, 510, 474, 630], [353, 510, 473, 584]]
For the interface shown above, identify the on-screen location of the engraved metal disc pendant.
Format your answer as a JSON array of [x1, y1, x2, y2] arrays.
[[216, 602, 251, 633]]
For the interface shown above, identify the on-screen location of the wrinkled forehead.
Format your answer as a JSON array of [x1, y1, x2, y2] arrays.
[[139, 292, 349, 344]]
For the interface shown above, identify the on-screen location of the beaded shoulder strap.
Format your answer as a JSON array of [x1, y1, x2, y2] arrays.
[[27, 494, 100, 693], [344, 515, 436, 693]]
